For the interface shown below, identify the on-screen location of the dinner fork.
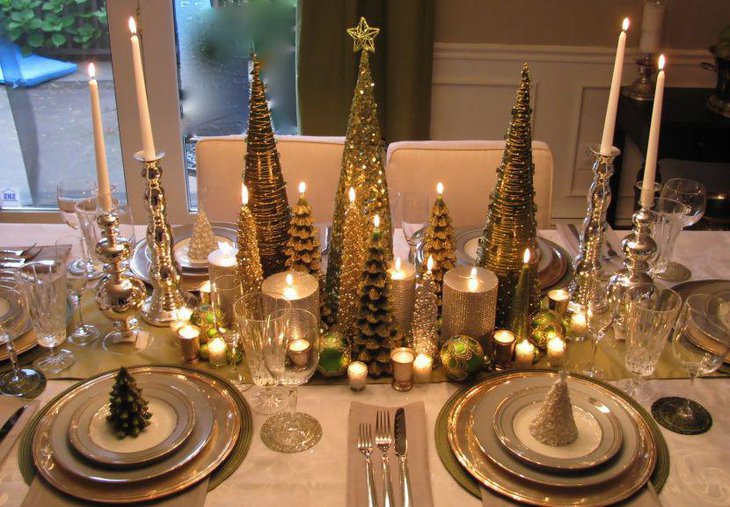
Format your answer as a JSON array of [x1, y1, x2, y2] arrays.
[[0, 243, 37, 257], [375, 410, 394, 507], [358, 423, 378, 507]]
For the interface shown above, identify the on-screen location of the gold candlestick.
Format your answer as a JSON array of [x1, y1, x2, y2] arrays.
[[135, 151, 188, 326]]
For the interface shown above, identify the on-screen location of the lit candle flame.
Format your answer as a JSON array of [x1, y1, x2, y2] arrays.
[[241, 184, 249, 205], [658, 54, 666, 71], [128, 17, 137, 35], [286, 273, 294, 287], [437, 182, 444, 196], [395, 257, 402, 272], [348, 187, 355, 203], [374, 214, 380, 228], [219, 241, 235, 258], [468, 266, 478, 291], [298, 181, 306, 195], [88, 63, 96, 79], [523, 248, 531, 264], [427, 255, 434, 273], [622, 17, 630, 32], [470, 267, 477, 278]]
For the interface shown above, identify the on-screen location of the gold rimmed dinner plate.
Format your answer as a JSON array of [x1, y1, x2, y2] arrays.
[[448, 371, 657, 506], [32, 367, 241, 503], [673, 279, 730, 363], [491, 385, 623, 472], [68, 382, 197, 468]]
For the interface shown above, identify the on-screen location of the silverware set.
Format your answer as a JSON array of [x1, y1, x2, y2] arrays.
[[359, 409, 413, 507], [0, 243, 40, 268]]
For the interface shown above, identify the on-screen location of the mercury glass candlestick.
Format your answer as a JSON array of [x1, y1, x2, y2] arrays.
[[176, 324, 200, 362], [548, 289, 570, 315], [262, 271, 319, 326], [493, 330, 516, 369], [391, 347, 415, 392], [387, 257, 416, 336]]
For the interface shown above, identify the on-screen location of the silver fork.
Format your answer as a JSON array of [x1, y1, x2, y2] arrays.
[[0, 243, 37, 257], [375, 410, 395, 507], [358, 423, 378, 507]]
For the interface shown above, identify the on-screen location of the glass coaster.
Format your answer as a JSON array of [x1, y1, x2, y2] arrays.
[[655, 262, 692, 282], [260, 412, 322, 453], [651, 396, 713, 435]]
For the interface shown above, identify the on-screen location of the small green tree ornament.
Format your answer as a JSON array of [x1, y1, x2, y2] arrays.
[[107, 367, 152, 439], [420, 183, 456, 313], [285, 182, 321, 277]]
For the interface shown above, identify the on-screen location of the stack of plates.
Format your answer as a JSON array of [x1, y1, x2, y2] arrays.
[[447, 371, 657, 506], [31, 366, 244, 503]]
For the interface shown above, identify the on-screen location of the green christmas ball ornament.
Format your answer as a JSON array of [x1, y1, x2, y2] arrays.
[[190, 304, 222, 343], [440, 335, 484, 381], [530, 310, 566, 350], [199, 343, 210, 360], [317, 331, 351, 378]]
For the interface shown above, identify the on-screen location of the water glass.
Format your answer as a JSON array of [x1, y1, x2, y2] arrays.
[[651, 197, 689, 277], [56, 178, 96, 231], [17, 261, 75, 374], [582, 273, 618, 378], [401, 192, 429, 265], [55, 236, 99, 346]]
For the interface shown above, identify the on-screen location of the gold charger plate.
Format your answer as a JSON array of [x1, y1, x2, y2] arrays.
[[447, 371, 657, 506]]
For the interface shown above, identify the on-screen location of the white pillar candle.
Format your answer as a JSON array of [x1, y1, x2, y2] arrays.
[[87, 63, 112, 211], [207, 336, 227, 367], [600, 17, 630, 155], [640, 55, 666, 209], [287, 338, 311, 368], [442, 265, 498, 351], [639, 1, 666, 55], [348, 361, 368, 391], [413, 353, 434, 383], [547, 336, 566, 367], [261, 271, 319, 325], [387, 257, 416, 336], [128, 17, 156, 161], [208, 242, 238, 283], [515, 339, 535, 367]]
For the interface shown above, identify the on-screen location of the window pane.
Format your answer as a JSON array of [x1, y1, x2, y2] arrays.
[[173, 0, 297, 209], [0, 0, 125, 211]]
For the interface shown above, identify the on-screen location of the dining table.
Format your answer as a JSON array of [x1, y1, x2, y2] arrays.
[[0, 223, 729, 507]]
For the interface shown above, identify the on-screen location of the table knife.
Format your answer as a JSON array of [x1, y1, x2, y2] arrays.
[[0, 405, 27, 443], [394, 408, 413, 507]]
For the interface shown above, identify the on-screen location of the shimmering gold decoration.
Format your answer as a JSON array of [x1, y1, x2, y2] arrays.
[[506, 249, 534, 341], [476, 64, 540, 327], [346, 17, 380, 53], [412, 269, 439, 359], [243, 53, 291, 276], [236, 187, 264, 294], [284, 187, 321, 277], [420, 190, 456, 313], [325, 17, 393, 320]]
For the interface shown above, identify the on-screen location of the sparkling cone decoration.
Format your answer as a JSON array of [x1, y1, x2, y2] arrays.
[[476, 64, 540, 327], [243, 53, 291, 276], [325, 17, 393, 320], [285, 182, 321, 277], [420, 183, 456, 313], [107, 367, 152, 439], [529, 371, 578, 447], [236, 185, 264, 294], [412, 256, 440, 358], [353, 215, 396, 377], [188, 206, 217, 262]]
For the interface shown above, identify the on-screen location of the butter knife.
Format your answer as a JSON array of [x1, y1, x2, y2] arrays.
[[0, 405, 27, 443], [394, 408, 413, 507]]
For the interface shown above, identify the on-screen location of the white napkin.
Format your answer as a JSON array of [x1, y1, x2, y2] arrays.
[[0, 395, 39, 467]]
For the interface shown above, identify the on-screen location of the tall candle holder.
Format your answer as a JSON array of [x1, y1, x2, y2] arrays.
[[623, 54, 657, 102], [136, 151, 187, 325], [569, 146, 619, 306]]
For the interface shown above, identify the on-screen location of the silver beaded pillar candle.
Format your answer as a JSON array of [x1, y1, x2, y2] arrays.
[[136, 151, 187, 326], [569, 146, 619, 306], [387, 258, 416, 337], [262, 270, 320, 326]]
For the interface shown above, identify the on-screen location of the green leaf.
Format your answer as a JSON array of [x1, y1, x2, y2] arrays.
[[7, 27, 23, 40], [10, 11, 24, 21], [50, 32, 65, 46], [26, 17, 41, 29], [27, 31, 43, 47], [6, 20, 21, 29]]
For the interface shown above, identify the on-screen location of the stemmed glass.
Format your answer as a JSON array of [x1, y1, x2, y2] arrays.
[[211, 274, 247, 388], [650, 197, 689, 279], [401, 192, 429, 265], [55, 236, 99, 346], [657, 178, 706, 281], [56, 179, 96, 276], [260, 308, 322, 453], [17, 260, 75, 374], [652, 294, 730, 434], [235, 291, 291, 414], [582, 273, 618, 378], [622, 286, 682, 400], [0, 281, 45, 397]]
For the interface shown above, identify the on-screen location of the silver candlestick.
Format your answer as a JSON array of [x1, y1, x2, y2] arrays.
[[623, 54, 657, 102], [569, 146, 619, 306]]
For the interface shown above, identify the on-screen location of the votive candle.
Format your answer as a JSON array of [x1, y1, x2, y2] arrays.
[[515, 339, 535, 367], [493, 329, 516, 369], [568, 311, 588, 338], [348, 361, 368, 391], [548, 289, 570, 315], [288, 338, 311, 368], [413, 353, 434, 383], [207, 336, 227, 368], [170, 306, 193, 334], [547, 336, 566, 367], [391, 347, 415, 392], [176, 324, 200, 362]]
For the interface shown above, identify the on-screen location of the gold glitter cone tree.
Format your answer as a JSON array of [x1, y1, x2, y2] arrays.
[[476, 64, 540, 327], [284, 185, 321, 277], [243, 53, 291, 276], [353, 218, 396, 377], [419, 187, 456, 313], [325, 17, 393, 320], [237, 186, 264, 294], [188, 206, 217, 262], [412, 260, 439, 358]]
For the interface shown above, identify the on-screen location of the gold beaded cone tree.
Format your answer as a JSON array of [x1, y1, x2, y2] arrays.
[[476, 64, 540, 327], [419, 188, 456, 313], [243, 53, 291, 277], [284, 186, 321, 277], [325, 17, 393, 320], [236, 186, 264, 294], [353, 219, 396, 377], [412, 263, 440, 359]]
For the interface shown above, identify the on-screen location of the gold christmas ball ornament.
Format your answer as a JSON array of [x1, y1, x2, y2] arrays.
[[440, 335, 485, 381], [317, 331, 351, 378], [529, 309, 566, 350]]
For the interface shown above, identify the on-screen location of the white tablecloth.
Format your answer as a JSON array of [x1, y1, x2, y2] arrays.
[[0, 225, 729, 507]]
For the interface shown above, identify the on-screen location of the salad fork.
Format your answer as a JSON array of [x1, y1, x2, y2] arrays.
[[358, 423, 378, 507], [375, 410, 394, 507]]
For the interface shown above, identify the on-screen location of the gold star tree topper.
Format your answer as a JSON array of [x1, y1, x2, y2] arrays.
[[347, 17, 379, 52]]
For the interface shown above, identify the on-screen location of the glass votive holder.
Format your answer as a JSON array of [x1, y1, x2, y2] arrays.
[[348, 361, 368, 391], [176, 324, 200, 362], [547, 289, 570, 315], [514, 339, 535, 367], [547, 336, 567, 367], [287, 338, 312, 368], [207, 336, 228, 368], [413, 353, 434, 383], [198, 280, 211, 305], [493, 330, 516, 369], [567, 309, 588, 340], [170, 306, 193, 334], [391, 347, 415, 392]]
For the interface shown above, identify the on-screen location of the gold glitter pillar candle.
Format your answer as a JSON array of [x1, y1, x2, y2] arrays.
[[387, 257, 417, 338]]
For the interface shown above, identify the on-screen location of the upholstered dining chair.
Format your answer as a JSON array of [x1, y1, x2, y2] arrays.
[[385, 140, 554, 228], [195, 135, 345, 223]]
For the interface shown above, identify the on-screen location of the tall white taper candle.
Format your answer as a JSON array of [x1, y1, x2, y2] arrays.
[[600, 17, 630, 155], [87, 63, 112, 211], [640, 54, 666, 209], [128, 17, 156, 161]]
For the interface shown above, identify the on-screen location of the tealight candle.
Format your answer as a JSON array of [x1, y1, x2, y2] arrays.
[[515, 339, 535, 367], [170, 306, 193, 334], [387, 257, 416, 335], [548, 289, 570, 315], [208, 242, 238, 284], [176, 324, 200, 362], [547, 336, 566, 367], [568, 311, 588, 338], [348, 361, 368, 391], [288, 338, 311, 368], [413, 353, 434, 383], [442, 265, 498, 352], [493, 329, 516, 369], [207, 336, 227, 368], [262, 271, 319, 325], [198, 280, 212, 305], [391, 347, 415, 392]]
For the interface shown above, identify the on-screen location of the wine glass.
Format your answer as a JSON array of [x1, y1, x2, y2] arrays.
[[55, 236, 99, 346], [582, 272, 618, 378], [211, 275, 247, 388], [17, 260, 75, 374], [234, 291, 291, 414], [621, 286, 681, 400], [657, 178, 706, 281], [651, 294, 729, 434], [650, 197, 689, 279], [260, 308, 322, 453], [401, 192, 429, 265], [0, 281, 45, 397], [56, 179, 96, 275]]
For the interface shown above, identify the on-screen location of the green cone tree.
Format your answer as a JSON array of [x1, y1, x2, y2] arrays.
[[107, 367, 152, 439], [284, 185, 321, 277], [420, 188, 456, 313]]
